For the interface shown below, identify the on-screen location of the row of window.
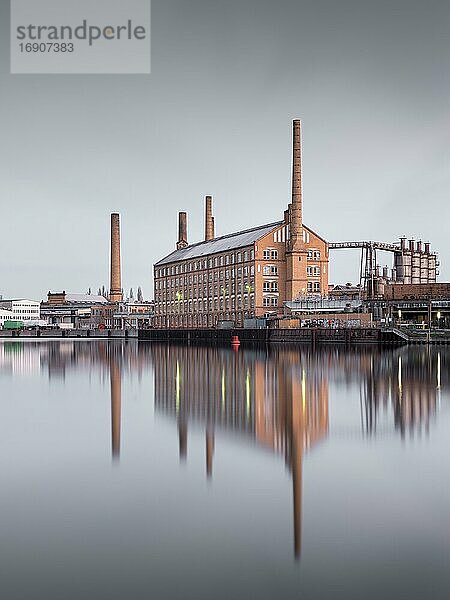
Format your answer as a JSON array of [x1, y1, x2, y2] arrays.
[[263, 282, 278, 292], [155, 264, 279, 293], [156, 295, 256, 314], [307, 266, 321, 277], [156, 276, 322, 303], [307, 282, 321, 292], [155, 267, 255, 290], [155, 312, 252, 328], [263, 249, 279, 260], [155, 279, 255, 301], [156, 293, 281, 314], [155, 249, 255, 277], [263, 297, 278, 307]]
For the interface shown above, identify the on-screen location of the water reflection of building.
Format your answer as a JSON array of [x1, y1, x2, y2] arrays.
[[3, 340, 448, 557], [152, 345, 329, 559], [359, 348, 444, 438], [0, 342, 41, 375]]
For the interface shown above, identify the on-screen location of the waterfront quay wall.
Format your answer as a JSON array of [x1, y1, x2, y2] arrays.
[[139, 327, 389, 345], [0, 329, 138, 339]]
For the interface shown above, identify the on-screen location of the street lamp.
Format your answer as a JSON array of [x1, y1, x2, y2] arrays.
[[176, 291, 184, 326], [398, 309, 402, 323], [437, 311, 441, 329]]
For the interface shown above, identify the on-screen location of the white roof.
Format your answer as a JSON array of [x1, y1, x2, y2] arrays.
[[65, 294, 109, 304], [0, 298, 40, 303]]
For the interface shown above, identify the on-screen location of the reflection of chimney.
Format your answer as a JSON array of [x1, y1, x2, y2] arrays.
[[289, 120, 303, 251], [179, 422, 187, 461], [292, 440, 302, 561], [110, 360, 121, 461], [205, 196, 214, 241], [177, 212, 188, 250], [206, 428, 214, 479], [110, 213, 123, 302]]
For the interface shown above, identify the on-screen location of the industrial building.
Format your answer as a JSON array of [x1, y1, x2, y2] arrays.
[[41, 292, 109, 328], [153, 120, 329, 328], [0, 308, 13, 328], [329, 239, 438, 298], [0, 299, 40, 324]]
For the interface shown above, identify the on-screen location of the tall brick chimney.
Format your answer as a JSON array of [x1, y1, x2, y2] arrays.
[[286, 119, 308, 300], [109, 213, 123, 303], [289, 119, 303, 251], [205, 196, 214, 241], [177, 211, 188, 249]]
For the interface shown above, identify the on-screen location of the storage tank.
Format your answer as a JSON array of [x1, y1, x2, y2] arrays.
[[394, 252, 406, 282], [411, 245, 421, 283], [428, 254, 437, 282]]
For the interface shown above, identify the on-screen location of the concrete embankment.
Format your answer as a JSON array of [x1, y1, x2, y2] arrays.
[[0, 329, 138, 339], [138, 327, 392, 345], [138, 327, 450, 345]]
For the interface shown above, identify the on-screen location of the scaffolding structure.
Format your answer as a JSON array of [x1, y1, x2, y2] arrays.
[[329, 239, 439, 298]]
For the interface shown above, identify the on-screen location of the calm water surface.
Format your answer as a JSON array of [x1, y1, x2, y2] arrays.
[[0, 340, 449, 600]]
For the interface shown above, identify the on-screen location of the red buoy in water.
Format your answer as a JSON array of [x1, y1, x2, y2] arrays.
[[231, 335, 240, 350]]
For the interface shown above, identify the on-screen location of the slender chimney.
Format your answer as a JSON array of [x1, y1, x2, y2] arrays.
[[211, 216, 215, 239], [205, 196, 214, 241], [289, 120, 303, 251], [109, 213, 123, 303], [177, 211, 188, 249], [425, 242, 430, 254]]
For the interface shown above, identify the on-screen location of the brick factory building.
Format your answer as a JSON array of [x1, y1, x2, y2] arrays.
[[153, 120, 329, 328], [383, 283, 450, 301]]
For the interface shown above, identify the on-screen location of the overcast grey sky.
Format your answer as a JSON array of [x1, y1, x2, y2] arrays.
[[0, 0, 449, 300]]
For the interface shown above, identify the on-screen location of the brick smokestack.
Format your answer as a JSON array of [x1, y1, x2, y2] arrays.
[[286, 120, 308, 301], [205, 196, 214, 241], [109, 213, 123, 303], [289, 120, 303, 251], [177, 211, 188, 249]]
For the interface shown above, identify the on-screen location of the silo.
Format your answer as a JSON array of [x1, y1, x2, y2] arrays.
[[411, 240, 421, 283]]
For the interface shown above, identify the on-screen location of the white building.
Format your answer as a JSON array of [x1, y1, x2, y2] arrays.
[[0, 308, 13, 328], [0, 299, 41, 323]]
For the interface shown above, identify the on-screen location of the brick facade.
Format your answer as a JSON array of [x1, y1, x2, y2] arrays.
[[153, 221, 328, 328], [153, 120, 329, 328]]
